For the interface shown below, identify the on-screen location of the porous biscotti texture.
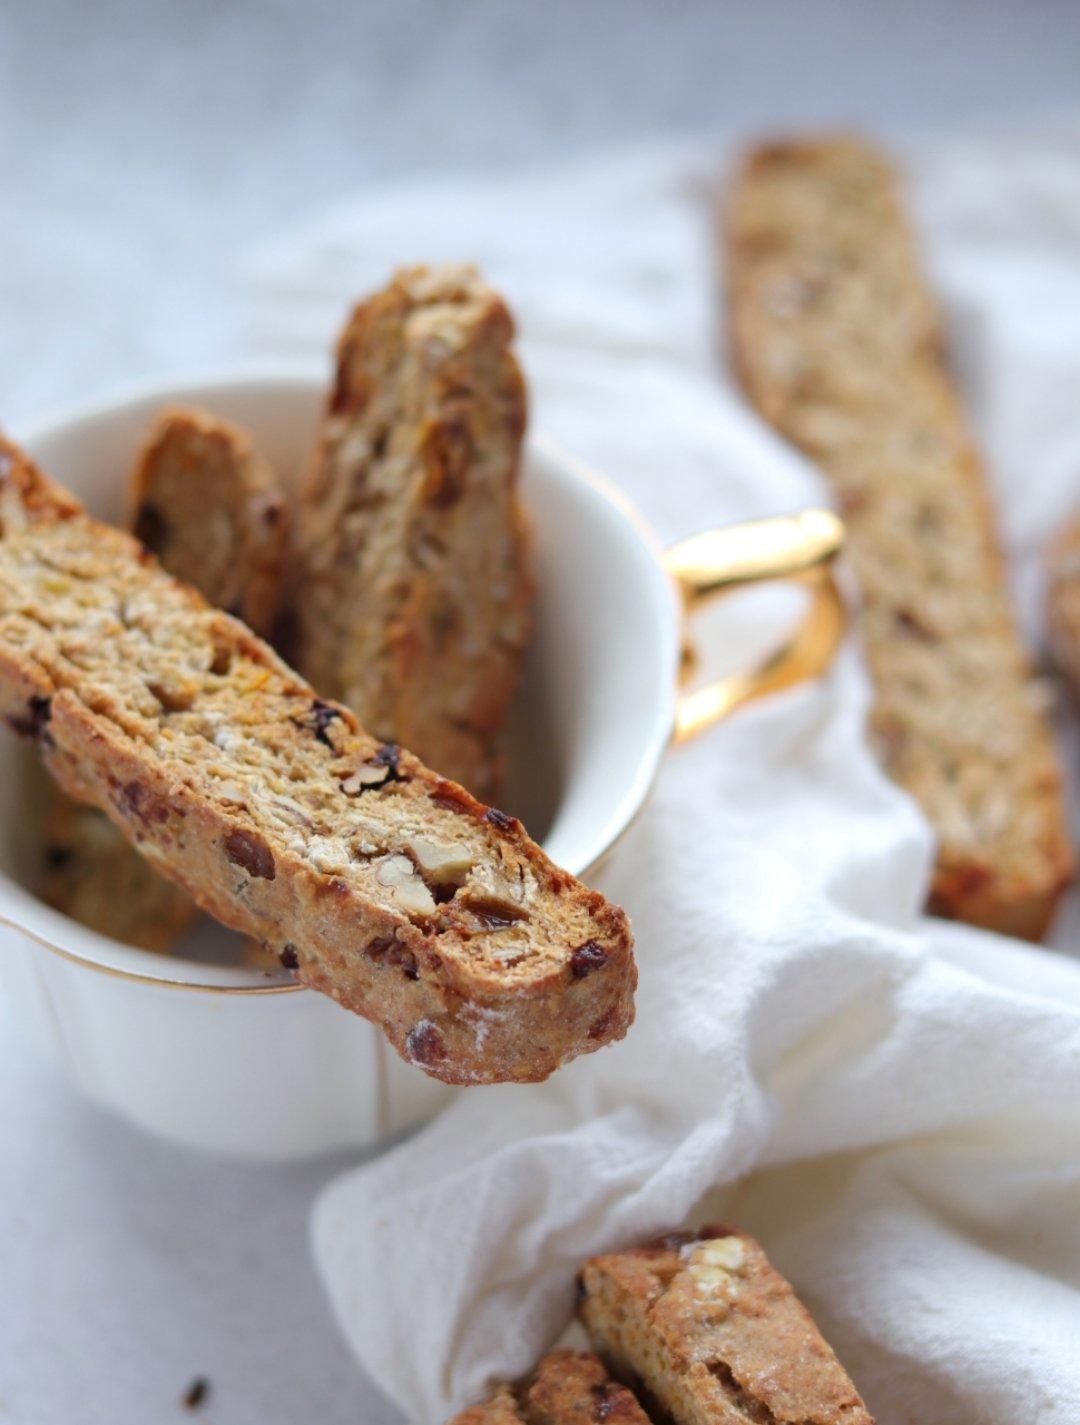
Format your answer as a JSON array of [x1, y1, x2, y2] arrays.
[[578, 1225, 873, 1425], [0, 438, 634, 1084], [43, 406, 288, 954], [131, 406, 288, 638], [448, 1349, 651, 1425], [1047, 511, 1080, 701], [727, 136, 1073, 940], [293, 264, 533, 801], [41, 794, 196, 953]]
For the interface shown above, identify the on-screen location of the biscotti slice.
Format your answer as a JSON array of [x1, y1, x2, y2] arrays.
[[1047, 511, 1080, 701], [578, 1226, 873, 1425], [131, 406, 288, 637], [293, 264, 533, 801], [43, 407, 289, 955], [41, 793, 196, 953], [449, 1349, 651, 1425], [727, 136, 1073, 940], [0, 438, 633, 1084]]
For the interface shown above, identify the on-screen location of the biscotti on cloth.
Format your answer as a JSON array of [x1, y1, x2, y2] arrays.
[[726, 136, 1074, 940], [578, 1226, 872, 1425], [448, 1350, 650, 1425], [294, 264, 532, 801], [0, 436, 634, 1084]]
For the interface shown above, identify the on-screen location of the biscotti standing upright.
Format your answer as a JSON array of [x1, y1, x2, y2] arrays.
[[131, 406, 289, 636], [0, 437, 633, 1085], [1047, 510, 1080, 701], [578, 1225, 873, 1425], [448, 1349, 651, 1425], [293, 264, 533, 801], [727, 137, 1073, 939], [42, 407, 289, 955]]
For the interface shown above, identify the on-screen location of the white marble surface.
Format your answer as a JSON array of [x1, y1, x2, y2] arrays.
[[3, 3, 1080, 1422]]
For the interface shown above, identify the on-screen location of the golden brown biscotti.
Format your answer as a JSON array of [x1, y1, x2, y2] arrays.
[[131, 406, 288, 638], [1047, 511, 1080, 700], [0, 437, 634, 1085], [577, 1225, 873, 1425], [43, 406, 288, 955], [41, 794, 196, 953], [727, 136, 1073, 940], [293, 264, 533, 801], [448, 1349, 651, 1425]]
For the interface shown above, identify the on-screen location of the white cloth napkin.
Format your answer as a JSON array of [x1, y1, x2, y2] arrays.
[[246, 129, 1080, 1424]]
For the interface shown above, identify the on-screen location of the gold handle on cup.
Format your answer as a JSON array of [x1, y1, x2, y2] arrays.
[[664, 509, 846, 743]]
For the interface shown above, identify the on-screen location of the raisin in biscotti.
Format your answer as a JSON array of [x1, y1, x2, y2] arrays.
[[131, 406, 288, 637], [43, 407, 290, 953], [578, 1226, 873, 1425], [293, 264, 533, 801], [0, 438, 633, 1084], [727, 137, 1073, 940], [449, 1350, 651, 1425], [1047, 511, 1080, 701]]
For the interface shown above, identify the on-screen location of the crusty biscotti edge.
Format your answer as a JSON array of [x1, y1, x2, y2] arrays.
[[447, 1349, 651, 1425], [0, 436, 635, 1086], [724, 137, 1074, 941], [130, 405, 289, 639], [577, 1223, 874, 1425]]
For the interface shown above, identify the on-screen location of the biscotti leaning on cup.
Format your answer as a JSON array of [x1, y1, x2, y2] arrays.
[[0, 436, 634, 1085], [292, 263, 533, 803], [726, 135, 1074, 940], [447, 1349, 650, 1425], [577, 1225, 874, 1424], [43, 406, 290, 955]]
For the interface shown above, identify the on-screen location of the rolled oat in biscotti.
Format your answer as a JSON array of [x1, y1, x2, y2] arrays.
[[0, 437, 633, 1085], [448, 1349, 651, 1425], [293, 264, 533, 801], [43, 406, 290, 953], [578, 1225, 874, 1425], [727, 136, 1073, 940]]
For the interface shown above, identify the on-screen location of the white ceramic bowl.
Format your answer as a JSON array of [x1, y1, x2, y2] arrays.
[[0, 372, 843, 1159]]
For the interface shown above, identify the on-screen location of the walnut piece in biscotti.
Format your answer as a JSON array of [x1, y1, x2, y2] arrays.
[[726, 137, 1073, 940], [577, 1225, 874, 1425], [1047, 511, 1080, 702], [131, 406, 288, 638], [42, 406, 289, 957], [293, 264, 533, 801], [448, 1349, 651, 1425], [0, 437, 634, 1085]]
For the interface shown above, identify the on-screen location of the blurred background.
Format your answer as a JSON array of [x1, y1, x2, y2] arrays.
[[3, 0, 1080, 422]]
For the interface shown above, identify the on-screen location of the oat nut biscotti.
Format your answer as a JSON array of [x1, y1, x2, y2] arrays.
[[44, 406, 290, 952], [0, 437, 634, 1085], [41, 793, 197, 953], [131, 405, 289, 638], [448, 1349, 651, 1425], [293, 263, 533, 801], [1047, 510, 1080, 702], [578, 1225, 873, 1425], [727, 136, 1074, 940]]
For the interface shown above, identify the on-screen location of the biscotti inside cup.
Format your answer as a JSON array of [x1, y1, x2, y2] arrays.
[[0, 437, 635, 1086]]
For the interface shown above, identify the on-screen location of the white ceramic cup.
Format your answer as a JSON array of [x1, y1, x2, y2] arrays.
[[0, 372, 843, 1159]]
